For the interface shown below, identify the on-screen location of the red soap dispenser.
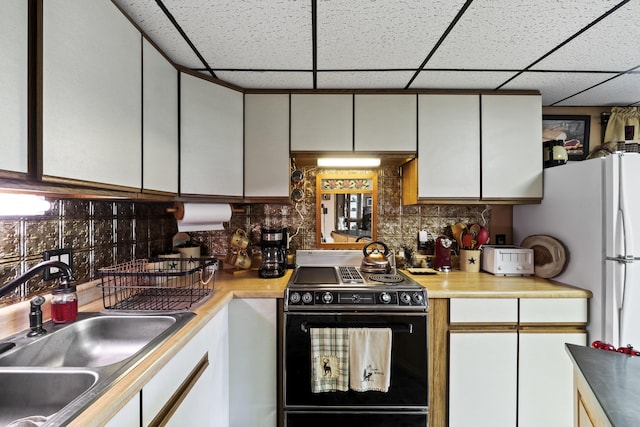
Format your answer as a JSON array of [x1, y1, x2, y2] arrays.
[[51, 283, 78, 323]]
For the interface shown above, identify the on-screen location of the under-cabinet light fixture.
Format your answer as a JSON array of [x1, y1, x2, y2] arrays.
[[317, 158, 381, 168], [0, 194, 51, 216]]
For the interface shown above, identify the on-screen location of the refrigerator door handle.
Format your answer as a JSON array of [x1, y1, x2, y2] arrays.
[[618, 156, 635, 257]]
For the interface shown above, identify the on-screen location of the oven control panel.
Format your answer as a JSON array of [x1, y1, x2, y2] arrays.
[[285, 289, 428, 311]]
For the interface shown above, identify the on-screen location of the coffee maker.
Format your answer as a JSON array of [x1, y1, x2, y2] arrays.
[[259, 227, 287, 278]]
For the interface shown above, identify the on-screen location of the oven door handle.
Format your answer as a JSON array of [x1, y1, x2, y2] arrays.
[[300, 322, 414, 334]]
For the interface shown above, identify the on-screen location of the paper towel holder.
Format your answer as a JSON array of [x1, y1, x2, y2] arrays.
[[167, 202, 245, 220]]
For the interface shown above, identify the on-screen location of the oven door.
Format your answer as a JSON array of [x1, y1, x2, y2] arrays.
[[283, 312, 428, 409]]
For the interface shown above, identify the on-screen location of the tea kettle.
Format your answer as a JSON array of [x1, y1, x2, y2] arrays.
[[361, 241, 391, 274]]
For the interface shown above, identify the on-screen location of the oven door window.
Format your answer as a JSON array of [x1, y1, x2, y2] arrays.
[[284, 313, 428, 408]]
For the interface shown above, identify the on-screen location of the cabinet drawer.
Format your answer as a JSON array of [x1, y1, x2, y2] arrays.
[[520, 298, 587, 324], [450, 298, 518, 323]]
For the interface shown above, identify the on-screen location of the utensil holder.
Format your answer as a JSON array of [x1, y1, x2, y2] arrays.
[[459, 249, 481, 272]]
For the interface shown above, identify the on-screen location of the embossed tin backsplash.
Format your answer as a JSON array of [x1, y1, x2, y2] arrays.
[[0, 167, 490, 306]]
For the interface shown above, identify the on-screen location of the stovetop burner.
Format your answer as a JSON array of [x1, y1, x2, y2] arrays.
[[368, 274, 404, 283]]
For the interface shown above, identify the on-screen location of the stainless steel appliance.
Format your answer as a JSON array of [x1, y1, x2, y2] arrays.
[[259, 227, 287, 278], [282, 250, 428, 427]]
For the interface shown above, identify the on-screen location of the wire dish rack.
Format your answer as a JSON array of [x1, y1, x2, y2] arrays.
[[98, 257, 218, 311]]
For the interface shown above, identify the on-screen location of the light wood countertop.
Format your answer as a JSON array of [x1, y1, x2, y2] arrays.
[[0, 268, 590, 426]]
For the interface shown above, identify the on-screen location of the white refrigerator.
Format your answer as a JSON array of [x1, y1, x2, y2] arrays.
[[514, 152, 640, 349]]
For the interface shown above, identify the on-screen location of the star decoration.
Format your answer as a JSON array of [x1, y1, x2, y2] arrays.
[[468, 257, 477, 265]]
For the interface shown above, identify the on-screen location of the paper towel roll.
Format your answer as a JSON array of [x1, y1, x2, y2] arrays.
[[176, 203, 232, 232]]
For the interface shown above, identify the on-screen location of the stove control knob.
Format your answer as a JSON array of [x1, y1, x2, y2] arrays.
[[400, 292, 411, 304], [352, 294, 361, 303], [412, 292, 424, 304], [379, 292, 392, 304], [289, 292, 301, 304], [322, 292, 333, 304], [302, 292, 313, 304]]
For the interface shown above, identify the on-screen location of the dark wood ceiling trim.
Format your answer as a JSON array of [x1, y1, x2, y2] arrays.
[[155, 0, 217, 79], [404, 0, 475, 89], [312, 0, 318, 89], [496, 0, 632, 89]]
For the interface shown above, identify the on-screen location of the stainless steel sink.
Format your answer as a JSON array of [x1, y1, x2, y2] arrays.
[[0, 369, 98, 426], [0, 311, 195, 425], [0, 314, 181, 367]]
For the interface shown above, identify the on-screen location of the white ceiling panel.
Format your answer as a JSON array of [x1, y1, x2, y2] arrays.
[[161, 0, 312, 69], [426, 0, 620, 70], [554, 72, 640, 106], [316, 0, 467, 69], [410, 70, 516, 89], [317, 71, 417, 89], [531, 1, 640, 71], [502, 72, 619, 105], [114, 1, 203, 68], [214, 71, 312, 89]]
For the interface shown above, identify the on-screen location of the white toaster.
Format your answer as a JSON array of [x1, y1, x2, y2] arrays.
[[481, 245, 534, 276]]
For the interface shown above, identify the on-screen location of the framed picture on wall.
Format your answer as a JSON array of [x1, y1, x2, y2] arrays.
[[542, 115, 591, 161]]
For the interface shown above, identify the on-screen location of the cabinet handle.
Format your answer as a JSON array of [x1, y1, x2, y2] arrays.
[[149, 353, 210, 427]]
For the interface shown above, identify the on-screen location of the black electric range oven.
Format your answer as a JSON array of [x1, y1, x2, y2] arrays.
[[282, 253, 428, 427]]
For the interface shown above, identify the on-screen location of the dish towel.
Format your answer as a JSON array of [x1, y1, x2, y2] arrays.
[[348, 327, 392, 392], [310, 328, 349, 393]]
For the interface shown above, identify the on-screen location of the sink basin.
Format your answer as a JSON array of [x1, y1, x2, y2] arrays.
[[0, 369, 98, 426], [0, 313, 193, 367]]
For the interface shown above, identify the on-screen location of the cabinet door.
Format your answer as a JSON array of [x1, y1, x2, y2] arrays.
[[481, 95, 542, 200], [417, 94, 480, 199], [142, 39, 178, 194], [180, 73, 243, 196], [290, 94, 352, 152], [43, 0, 141, 188], [0, 0, 28, 175], [229, 298, 277, 427], [143, 306, 228, 426], [354, 94, 417, 152], [104, 392, 140, 427], [244, 94, 290, 198], [519, 332, 587, 427], [449, 332, 518, 427]]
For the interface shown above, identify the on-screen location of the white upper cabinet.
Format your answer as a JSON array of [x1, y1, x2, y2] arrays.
[[354, 94, 417, 152], [290, 94, 353, 152], [42, 0, 142, 188], [244, 94, 290, 199], [417, 94, 480, 199], [180, 73, 243, 197], [481, 94, 542, 200], [0, 0, 28, 175], [142, 39, 178, 194]]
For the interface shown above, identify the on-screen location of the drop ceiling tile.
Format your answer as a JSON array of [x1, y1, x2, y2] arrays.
[[410, 70, 516, 89], [427, 0, 620, 70], [317, 71, 416, 89], [114, 1, 203, 68], [316, 0, 467, 69], [161, 0, 312, 69], [214, 71, 313, 89], [531, 1, 640, 71], [553, 72, 640, 106], [502, 72, 618, 105]]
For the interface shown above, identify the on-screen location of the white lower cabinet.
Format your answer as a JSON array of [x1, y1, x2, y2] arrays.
[[449, 332, 518, 427], [518, 332, 586, 427], [229, 298, 277, 427], [449, 298, 587, 427], [104, 393, 140, 427], [142, 305, 229, 426]]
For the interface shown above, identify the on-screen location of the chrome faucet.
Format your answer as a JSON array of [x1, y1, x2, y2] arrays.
[[0, 260, 74, 336]]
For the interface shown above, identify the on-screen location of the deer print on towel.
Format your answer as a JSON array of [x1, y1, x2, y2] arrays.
[[323, 358, 332, 377], [362, 367, 373, 382]]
